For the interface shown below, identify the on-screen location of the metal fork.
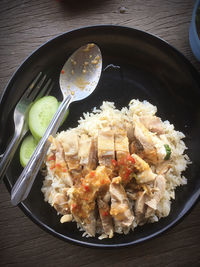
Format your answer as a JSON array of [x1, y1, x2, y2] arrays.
[[0, 72, 54, 182]]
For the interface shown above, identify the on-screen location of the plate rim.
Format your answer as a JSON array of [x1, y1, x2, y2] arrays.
[[2, 24, 200, 248]]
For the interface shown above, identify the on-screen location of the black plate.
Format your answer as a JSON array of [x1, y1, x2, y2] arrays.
[[1, 25, 200, 248]]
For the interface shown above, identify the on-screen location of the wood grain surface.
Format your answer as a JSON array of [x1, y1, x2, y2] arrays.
[[0, 0, 200, 266]]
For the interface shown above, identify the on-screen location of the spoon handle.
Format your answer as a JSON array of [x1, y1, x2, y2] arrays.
[[11, 94, 72, 206]]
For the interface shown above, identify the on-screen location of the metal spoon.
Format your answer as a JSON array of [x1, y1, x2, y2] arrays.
[[11, 43, 102, 205]]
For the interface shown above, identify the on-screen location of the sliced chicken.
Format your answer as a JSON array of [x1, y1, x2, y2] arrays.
[[125, 121, 135, 142], [145, 175, 166, 209], [83, 211, 97, 237], [68, 186, 97, 236], [52, 188, 70, 215], [132, 119, 158, 164], [68, 166, 111, 237], [57, 130, 81, 172], [134, 191, 146, 225], [110, 177, 134, 230], [156, 161, 171, 175], [130, 138, 144, 155], [55, 141, 73, 187], [114, 129, 129, 161], [97, 192, 114, 238], [48, 136, 73, 187], [145, 175, 166, 218], [48, 135, 57, 152], [132, 154, 156, 183], [96, 215, 104, 234], [98, 130, 115, 167], [131, 117, 166, 164], [126, 191, 138, 201], [79, 134, 97, 175], [139, 115, 164, 135]]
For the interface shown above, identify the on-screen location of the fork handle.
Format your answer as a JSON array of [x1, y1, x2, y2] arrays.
[[0, 132, 22, 182], [11, 94, 72, 206]]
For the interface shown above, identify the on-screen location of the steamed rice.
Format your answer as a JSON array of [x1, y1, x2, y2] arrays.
[[41, 99, 190, 238]]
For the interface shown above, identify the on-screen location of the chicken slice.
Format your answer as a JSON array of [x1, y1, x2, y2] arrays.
[[98, 130, 115, 167], [83, 211, 97, 237], [145, 175, 166, 209], [52, 188, 70, 215], [55, 141, 73, 187], [114, 129, 129, 161], [79, 134, 97, 175], [132, 154, 156, 183], [134, 191, 146, 225], [68, 166, 111, 237], [131, 117, 166, 164], [132, 119, 158, 164], [126, 191, 138, 201], [139, 115, 164, 135], [48, 136, 73, 187], [145, 175, 166, 218], [97, 192, 114, 238], [125, 121, 135, 142], [110, 177, 134, 231], [57, 130, 81, 172], [156, 161, 171, 175]]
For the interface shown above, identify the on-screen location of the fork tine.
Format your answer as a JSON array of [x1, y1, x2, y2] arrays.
[[45, 81, 54, 96], [33, 79, 53, 102], [27, 74, 47, 100], [20, 72, 43, 100]]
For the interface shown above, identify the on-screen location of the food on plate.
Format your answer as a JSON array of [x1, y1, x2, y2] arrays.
[[20, 135, 38, 167], [41, 99, 190, 239], [29, 96, 59, 141], [19, 96, 69, 167]]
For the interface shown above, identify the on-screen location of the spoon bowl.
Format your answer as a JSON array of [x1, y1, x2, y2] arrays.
[[60, 43, 102, 101]]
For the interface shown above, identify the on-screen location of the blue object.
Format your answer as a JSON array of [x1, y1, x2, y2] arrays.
[[189, 0, 200, 61]]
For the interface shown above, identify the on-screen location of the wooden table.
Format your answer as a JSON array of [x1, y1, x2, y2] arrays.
[[0, 0, 199, 266]]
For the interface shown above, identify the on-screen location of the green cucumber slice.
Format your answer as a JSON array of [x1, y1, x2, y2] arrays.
[[29, 96, 58, 141], [20, 135, 38, 167], [20, 96, 69, 167]]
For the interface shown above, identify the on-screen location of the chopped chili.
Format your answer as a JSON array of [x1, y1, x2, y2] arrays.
[[71, 203, 77, 210], [62, 168, 67, 172], [117, 153, 136, 183], [84, 185, 90, 192], [47, 155, 56, 161], [102, 211, 109, 216], [90, 171, 95, 177], [55, 163, 62, 168], [119, 158, 125, 165], [50, 165, 55, 170], [124, 169, 131, 179], [61, 69, 65, 74], [101, 179, 106, 185], [111, 159, 118, 167], [127, 154, 135, 164]]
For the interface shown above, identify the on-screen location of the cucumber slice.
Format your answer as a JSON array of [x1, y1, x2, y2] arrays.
[[20, 135, 38, 167], [29, 96, 58, 141]]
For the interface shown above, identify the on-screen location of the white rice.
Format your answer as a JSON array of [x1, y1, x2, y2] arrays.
[[41, 99, 190, 237]]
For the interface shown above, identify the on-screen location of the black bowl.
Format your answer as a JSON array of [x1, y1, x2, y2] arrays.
[[1, 25, 200, 248]]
